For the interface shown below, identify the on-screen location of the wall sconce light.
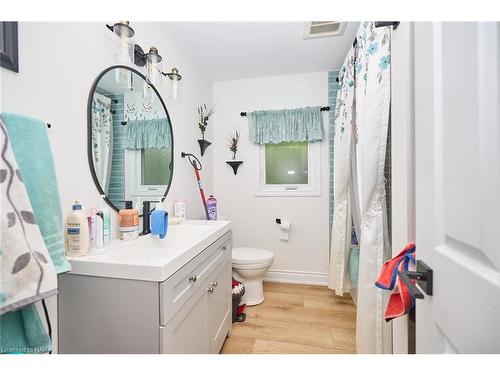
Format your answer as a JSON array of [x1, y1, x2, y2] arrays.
[[144, 46, 163, 87], [163, 68, 182, 100], [106, 22, 183, 99], [106, 21, 135, 64]]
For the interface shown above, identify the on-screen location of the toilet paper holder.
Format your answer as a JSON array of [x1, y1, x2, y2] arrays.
[[275, 218, 291, 230]]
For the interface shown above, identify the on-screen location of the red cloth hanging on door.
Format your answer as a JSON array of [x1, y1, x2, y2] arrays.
[[375, 243, 416, 321]]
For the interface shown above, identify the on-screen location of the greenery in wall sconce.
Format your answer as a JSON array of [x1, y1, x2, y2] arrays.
[[197, 104, 215, 140], [226, 129, 243, 175], [227, 130, 240, 160], [197, 104, 215, 156]]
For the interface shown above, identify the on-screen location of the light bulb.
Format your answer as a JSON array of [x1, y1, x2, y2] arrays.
[[171, 79, 178, 100]]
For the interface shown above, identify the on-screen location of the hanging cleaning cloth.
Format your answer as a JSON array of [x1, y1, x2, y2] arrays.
[[383, 252, 416, 321], [150, 210, 168, 239], [375, 243, 416, 321], [375, 243, 415, 290]]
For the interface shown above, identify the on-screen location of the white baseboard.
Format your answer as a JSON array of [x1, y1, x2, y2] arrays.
[[263, 268, 329, 286]]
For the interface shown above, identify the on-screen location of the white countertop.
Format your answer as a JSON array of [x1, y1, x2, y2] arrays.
[[67, 220, 231, 282]]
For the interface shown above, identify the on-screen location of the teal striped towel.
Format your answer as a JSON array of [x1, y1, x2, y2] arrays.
[[2, 113, 70, 274], [1, 112, 70, 355]]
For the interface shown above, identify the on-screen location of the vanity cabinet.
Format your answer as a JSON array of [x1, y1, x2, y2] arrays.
[[161, 255, 232, 353], [59, 231, 232, 354]]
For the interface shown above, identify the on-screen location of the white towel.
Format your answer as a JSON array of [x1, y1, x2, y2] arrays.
[[0, 119, 57, 315]]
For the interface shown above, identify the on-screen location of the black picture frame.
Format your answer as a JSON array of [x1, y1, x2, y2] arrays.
[[0, 22, 19, 73], [87, 65, 174, 213]]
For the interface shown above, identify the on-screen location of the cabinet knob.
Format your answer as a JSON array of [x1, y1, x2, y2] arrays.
[[188, 275, 197, 282], [207, 286, 215, 294], [211, 281, 218, 288]]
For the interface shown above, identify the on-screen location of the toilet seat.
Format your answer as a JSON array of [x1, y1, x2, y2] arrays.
[[232, 247, 274, 266]]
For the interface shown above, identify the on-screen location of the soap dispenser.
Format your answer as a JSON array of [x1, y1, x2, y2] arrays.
[[118, 200, 139, 241]]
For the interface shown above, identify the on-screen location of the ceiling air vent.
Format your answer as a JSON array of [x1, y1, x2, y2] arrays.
[[303, 21, 347, 39]]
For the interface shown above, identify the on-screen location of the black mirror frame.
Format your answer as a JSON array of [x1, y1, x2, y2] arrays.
[[0, 22, 19, 73], [87, 65, 174, 213]]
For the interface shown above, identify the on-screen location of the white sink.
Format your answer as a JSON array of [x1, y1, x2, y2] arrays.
[[68, 220, 231, 282], [131, 221, 216, 249]]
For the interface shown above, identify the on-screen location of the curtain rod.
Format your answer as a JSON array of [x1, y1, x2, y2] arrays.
[[336, 21, 399, 83], [240, 106, 330, 117]]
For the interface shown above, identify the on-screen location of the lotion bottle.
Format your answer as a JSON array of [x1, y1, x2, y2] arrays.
[[65, 201, 90, 257]]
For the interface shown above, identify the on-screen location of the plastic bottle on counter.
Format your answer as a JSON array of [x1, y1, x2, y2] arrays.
[[174, 198, 186, 220], [207, 195, 217, 221], [64, 201, 90, 257], [118, 200, 139, 241], [88, 208, 97, 250], [92, 208, 104, 253], [99, 196, 111, 246]]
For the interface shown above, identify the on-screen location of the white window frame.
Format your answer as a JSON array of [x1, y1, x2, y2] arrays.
[[124, 149, 167, 200], [255, 141, 321, 197]]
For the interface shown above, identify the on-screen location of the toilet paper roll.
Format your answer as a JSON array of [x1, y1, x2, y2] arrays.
[[279, 221, 291, 231]]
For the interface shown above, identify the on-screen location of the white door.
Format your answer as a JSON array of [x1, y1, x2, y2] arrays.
[[414, 22, 500, 353]]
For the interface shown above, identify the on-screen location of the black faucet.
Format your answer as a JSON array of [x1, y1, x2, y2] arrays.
[[140, 200, 158, 236]]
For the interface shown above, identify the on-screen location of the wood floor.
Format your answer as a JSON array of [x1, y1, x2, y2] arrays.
[[220, 282, 357, 354]]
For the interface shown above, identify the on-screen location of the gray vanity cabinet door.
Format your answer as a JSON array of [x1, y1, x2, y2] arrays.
[[161, 279, 210, 354], [58, 274, 160, 354], [208, 256, 232, 353]]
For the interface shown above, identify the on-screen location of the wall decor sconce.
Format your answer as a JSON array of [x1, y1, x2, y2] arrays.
[[106, 21, 135, 64], [226, 130, 243, 175], [106, 21, 183, 97], [226, 161, 243, 175]]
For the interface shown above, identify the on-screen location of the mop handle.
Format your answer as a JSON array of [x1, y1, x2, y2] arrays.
[[181, 152, 209, 220], [194, 168, 209, 220]]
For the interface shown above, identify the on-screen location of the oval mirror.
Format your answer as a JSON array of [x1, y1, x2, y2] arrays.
[[88, 65, 173, 212]]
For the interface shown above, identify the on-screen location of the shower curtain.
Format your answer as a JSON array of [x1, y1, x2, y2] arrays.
[[328, 47, 356, 295], [91, 93, 113, 193], [329, 22, 391, 354]]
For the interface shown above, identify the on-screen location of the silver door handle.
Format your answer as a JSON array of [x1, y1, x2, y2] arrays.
[[211, 281, 218, 288], [188, 275, 197, 282], [207, 286, 215, 294]]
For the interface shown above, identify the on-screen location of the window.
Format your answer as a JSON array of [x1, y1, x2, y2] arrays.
[[125, 148, 171, 199], [257, 141, 320, 196], [265, 142, 308, 184], [141, 148, 171, 185]]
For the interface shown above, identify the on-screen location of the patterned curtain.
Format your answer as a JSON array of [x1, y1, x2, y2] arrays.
[[91, 93, 113, 190], [329, 47, 356, 296], [123, 118, 172, 150], [247, 106, 324, 145], [329, 21, 392, 354]]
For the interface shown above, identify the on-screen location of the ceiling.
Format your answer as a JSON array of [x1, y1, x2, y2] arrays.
[[163, 22, 358, 82]]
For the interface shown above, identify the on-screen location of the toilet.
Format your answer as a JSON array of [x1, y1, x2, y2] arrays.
[[232, 247, 274, 306]]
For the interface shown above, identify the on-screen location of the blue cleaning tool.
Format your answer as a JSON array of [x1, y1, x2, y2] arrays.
[[150, 210, 168, 239]]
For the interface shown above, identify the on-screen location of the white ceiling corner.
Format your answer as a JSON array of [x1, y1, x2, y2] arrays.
[[162, 22, 358, 82]]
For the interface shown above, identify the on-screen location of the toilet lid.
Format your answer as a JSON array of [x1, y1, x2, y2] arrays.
[[232, 247, 274, 265]]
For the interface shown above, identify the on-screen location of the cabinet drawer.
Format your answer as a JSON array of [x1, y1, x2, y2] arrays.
[[160, 232, 231, 325]]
